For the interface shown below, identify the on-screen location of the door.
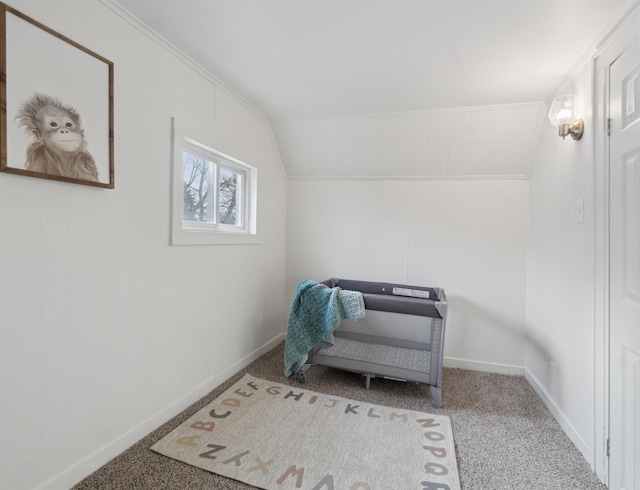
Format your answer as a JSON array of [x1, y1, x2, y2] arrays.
[[609, 37, 640, 490]]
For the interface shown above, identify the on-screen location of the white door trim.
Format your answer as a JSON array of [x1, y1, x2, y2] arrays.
[[593, 4, 640, 484]]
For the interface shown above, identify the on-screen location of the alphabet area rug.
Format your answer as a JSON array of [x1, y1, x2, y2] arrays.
[[151, 374, 460, 490]]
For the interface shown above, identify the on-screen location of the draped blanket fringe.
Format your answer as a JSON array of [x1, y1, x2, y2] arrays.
[[284, 280, 365, 378]]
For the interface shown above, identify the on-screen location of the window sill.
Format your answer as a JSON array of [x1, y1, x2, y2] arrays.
[[171, 228, 260, 246]]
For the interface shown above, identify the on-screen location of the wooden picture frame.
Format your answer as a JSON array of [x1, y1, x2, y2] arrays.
[[0, 2, 114, 188]]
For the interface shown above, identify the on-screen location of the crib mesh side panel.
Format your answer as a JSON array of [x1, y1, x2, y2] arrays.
[[320, 337, 431, 372]]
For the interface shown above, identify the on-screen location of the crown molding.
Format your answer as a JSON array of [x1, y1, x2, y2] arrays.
[[98, 0, 269, 122]]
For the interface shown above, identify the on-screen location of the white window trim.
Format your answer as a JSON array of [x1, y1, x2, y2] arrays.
[[170, 118, 258, 246]]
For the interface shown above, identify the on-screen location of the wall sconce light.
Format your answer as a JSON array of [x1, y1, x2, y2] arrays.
[[547, 94, 584, 141]]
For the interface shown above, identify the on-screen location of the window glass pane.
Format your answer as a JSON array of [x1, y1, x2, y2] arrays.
[[183, 152, 211, 222], [218, 166, 240, 226]]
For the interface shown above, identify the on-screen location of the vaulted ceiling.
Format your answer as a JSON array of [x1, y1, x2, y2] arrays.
[[113, 0, 631, 177]]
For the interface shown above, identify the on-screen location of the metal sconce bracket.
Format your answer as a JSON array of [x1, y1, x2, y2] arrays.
[[558, 119, 584, 140]]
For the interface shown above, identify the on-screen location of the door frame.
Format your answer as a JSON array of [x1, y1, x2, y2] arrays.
[[593, 5, 640, 485]]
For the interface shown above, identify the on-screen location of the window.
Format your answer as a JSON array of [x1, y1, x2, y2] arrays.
[[171, 120, 258, 245], [182, 145, 245, 229]]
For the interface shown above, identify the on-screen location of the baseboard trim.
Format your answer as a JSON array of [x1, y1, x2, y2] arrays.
[[524, 367, 593, 467], [36, 333, 285, 490], [443, 356, 524, 376]]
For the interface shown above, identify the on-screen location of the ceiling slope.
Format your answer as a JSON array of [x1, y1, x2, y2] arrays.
[[115, 0, 627, 117], [112, 0, 631, 178]]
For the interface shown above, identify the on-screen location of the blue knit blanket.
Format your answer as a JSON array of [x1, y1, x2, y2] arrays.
[[284, 280, 365, 378]]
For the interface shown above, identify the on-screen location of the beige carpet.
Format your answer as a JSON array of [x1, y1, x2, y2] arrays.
[[151, 374, 460, 489], [74, 341, 606, 489]]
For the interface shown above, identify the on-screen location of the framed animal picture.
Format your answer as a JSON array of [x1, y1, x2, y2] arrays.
[[0, 2, 114, 188]]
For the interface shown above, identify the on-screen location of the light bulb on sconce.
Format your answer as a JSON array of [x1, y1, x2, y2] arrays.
[[547, 94, 584, 141]]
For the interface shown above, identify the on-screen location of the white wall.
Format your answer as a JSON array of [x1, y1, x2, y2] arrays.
[[287, 177, 529, 373], [274, 104, 544, 179], [525, 65, 597, 464], [282, 105, 537, 374], [0, 2, 287, 489]]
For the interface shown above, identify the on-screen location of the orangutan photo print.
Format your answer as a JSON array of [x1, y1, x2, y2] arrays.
[[0, 2, 114, 188], [16, 93, 100, 183]]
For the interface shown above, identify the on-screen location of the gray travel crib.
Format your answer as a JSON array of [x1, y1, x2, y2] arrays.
[[302, 278, 448, 408]]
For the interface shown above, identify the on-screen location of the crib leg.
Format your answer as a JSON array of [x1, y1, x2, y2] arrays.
[[430, 385, 441, 409]]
